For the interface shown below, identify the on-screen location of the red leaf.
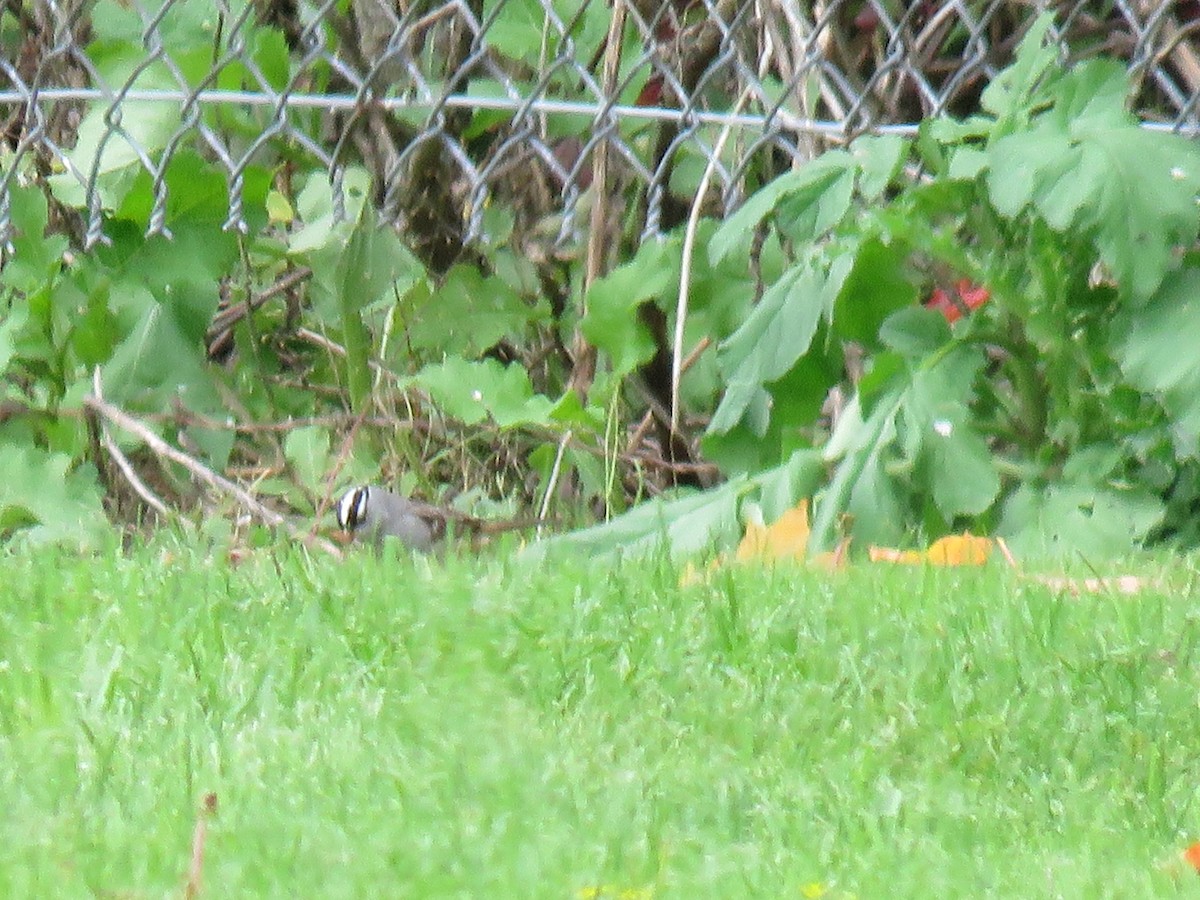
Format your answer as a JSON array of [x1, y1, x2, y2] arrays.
[[636, 75, 664, 107], [923, 280, 990, 323], [924, 286, 961, 323], [955, 279, 990, 311]]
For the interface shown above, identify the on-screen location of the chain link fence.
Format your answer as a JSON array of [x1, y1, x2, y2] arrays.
[[3, 0, 1199, 253]]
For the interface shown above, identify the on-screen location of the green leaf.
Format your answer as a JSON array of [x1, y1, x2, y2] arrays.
[[999, 480, 1163, 558], [70, 286, 118, 367], [47, 71, 181, 210], [0, 445, 108, 548], [857, 351, 906, 412], [879, 307, 951, 359], [815, 344, 999, 546], [581, 240, 677, 378], [986, 131, 1069, 220], [1083, 128, 1200, 303], [832, 238, 918, 345], [103, 283, 211, 408], [946, 147, 988, 181], [0, 187, 69, 293], [407, 266, 545, 357], [284, 426, 333, 496], [0, 307, 29, 376], [1114, 267, 1200, 450], [812, 388, 904, 551], [755, 449, 826, 523], [1050, 59, 1131, 129], [899, 348, 999, 519], [415, 357, 555, 428], [115, 151, 247, 231], [979, 13, 1058, 121], [463, 80, 523, 140], [987, 60, 1200, 303], [531, 447, 827, 559], [484, 0, 551, 63], [100, 227, 234, 341], [777, 169, 856, 243], [925, 422, 999, 519], [1035, 142, 1108, 230], [526, 478, 749, 560], [702, 345, 838, 474], [547, 389, 604, 430], [336, 203, 420, 409], [100, 226, 233, 411], [254, 28, 291, 91], [926, 116, 994, 145], [288, 167, 374, 255], [709, 252, 848, 435], [708, 153, 852, 265], [851, 134, 909, 200]]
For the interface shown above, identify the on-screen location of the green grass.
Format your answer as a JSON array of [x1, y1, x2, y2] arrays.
[[2, 541, 1199, 897]]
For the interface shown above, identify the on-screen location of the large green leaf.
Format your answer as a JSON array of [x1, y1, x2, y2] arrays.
[[831, 238, 918, 346], [708, 153, 853, 265], [709, 251, 851, 435], [581, 239, 678, 379], [526, 480, 746, 559], [1113, 266, 1200, 450], [0, 445, 108, 548], [406, 266, 546, 357], [101, 225, 234, 413], [415, 357, 555, 428], [702, 343, 840, 474], [47, 67, 181, 212], [335, 203, 422, 409], [527, 450, 823, 559], [999, 480, 1164, 558], [104, 284, 208, 403], [987, 60, 1200, 303], [901, 347, 1000, 520], [879, 307, 952, 360], [813, 343, 999, 548]]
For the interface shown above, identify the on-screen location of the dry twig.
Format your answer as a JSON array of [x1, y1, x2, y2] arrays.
[[672, 88, 750, 433], [85, 369, 344, 558], [569, 0, 627, 398], [91, 368, 171, 519], [206, 266, 312, 357], [184, 793, 217, 899]]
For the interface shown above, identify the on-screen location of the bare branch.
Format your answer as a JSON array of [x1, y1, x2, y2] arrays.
[[91, 369, 171, 519], [85, 369, 344, 558]]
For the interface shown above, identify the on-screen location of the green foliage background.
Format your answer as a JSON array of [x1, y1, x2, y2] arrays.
[[1, 9, 1199, 558]]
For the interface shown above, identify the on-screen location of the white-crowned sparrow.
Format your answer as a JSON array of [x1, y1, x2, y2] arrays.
[[335, 485, 531, 552], [335, 485, 445, 551]]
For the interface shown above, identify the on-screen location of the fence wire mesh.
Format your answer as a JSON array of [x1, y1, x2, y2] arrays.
[[3, 0, 1199, 252]]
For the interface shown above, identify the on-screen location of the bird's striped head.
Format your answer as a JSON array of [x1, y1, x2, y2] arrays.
[[336, 485, 371, 533]]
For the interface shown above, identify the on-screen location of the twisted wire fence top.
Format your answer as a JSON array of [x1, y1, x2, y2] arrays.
[[2, 0, 1199, 250]]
